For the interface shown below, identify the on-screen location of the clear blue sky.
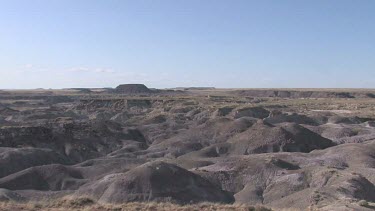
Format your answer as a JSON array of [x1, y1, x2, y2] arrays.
[[1, 0, 374, 89]]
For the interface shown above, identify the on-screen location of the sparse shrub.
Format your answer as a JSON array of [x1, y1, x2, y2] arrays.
[[32, 203, 42, 209], [69, 197, 95, 207], [358, 200, 368, 207], [53, 197, 95, 208]]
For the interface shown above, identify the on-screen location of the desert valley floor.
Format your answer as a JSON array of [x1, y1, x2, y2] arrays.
[[0, 85, 374, 210]]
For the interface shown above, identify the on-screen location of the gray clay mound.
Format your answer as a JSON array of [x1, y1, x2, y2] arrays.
[[75, 161, 234, 204], [146, 117, 257, 158], [0, 188, 26, 202], [228, 121, 334, 154], [328, 116, 363, 124], [304, 123, 375, 144], [0, 164, 85, 191], [232, 106, 270, 119], [0, 107, 19, 116], [0, 147, 70, 178], [265, 112, 327, 126]]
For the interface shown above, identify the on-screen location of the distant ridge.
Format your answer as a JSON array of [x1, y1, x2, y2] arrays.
[[173, 87, 216, 90], [232, 89, 375, 99]]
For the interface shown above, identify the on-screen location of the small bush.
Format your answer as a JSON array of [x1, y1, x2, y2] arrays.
[[68, 197, 95, 207], [358, 200, 368, 207]]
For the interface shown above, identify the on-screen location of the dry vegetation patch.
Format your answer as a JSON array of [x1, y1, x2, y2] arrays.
[[0, 198, 272, 211]]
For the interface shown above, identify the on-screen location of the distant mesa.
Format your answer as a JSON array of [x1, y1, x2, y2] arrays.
[[114, 84, 152, 94]]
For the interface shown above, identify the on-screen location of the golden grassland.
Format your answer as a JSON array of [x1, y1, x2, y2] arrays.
[[0, 198, 273, 211]]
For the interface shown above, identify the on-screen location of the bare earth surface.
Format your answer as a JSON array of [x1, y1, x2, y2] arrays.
[[0, 85, 375, 210]]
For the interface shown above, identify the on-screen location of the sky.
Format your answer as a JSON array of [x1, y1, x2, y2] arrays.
[[0, 0, 375, 89]]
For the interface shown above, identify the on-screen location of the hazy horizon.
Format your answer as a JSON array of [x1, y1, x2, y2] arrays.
[[1, 0, 374, 89]]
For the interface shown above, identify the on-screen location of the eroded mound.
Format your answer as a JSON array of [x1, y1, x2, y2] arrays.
[[75, 161, 234, 204], [228, 121, 334, 154], [0, 164, 85, 191], [0, 148, 70, 178]]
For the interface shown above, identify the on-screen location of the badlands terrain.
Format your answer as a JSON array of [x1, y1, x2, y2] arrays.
[[0, 84, 375, 210]]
